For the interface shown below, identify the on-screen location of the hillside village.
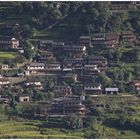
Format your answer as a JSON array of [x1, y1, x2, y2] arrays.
[[0, 1, 140, 138], [0, 29, 139, 116]]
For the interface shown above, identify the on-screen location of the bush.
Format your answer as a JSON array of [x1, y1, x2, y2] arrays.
[[64, 114, 83, 130], [120, 131, 125, 135], [60, 128, 69, 133], [1, 70, 17, 77]]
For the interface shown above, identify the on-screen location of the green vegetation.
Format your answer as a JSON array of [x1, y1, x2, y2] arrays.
[[0, 117, 84, 138], [0, 113, 140, 139], [0, 2, 140, 139], [0, 52, 16, 59]]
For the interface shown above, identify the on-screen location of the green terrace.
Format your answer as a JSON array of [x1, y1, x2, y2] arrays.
[[0, 118, 84, 139], [0, 116, 139, 139], [0, 52, 17, 59]]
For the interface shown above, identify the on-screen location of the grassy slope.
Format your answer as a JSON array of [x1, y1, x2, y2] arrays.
[[0, 52, 17, 59], [0, 118, 139, 139], [0, 119, 83, 138], [0, 4, 140, 139], [31, 10, 83, 42]]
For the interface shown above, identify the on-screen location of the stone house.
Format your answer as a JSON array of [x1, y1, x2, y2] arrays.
[[84, 84, 102, 95], [19, 95, 30, 102], [0, 37, 19, 49], [0, 75, 10, 88]]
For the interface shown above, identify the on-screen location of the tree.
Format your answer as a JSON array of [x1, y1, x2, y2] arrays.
[[65, 114, 83, 130], [118, 69, 124, 81], [47, 92, 54, 100], [11, 24, 33, 39], [15, 103, 37, 118], [44, 77, 56, 91], [12, 55, 26, 64], [108, 49, 114, 59], [33, 89, 45, 101], [98, 73, 112, 87], [24, 87, 34, 97], [107, 14, 122, 32], [127, 72, 133, 82], [134, 65, 140, 77], [11, 24, 21, 39], [116, 48, 122, 63], [21, 24, 33, 38], [112, 68, 119, 80], [135, 48, 140, 64], [85, 118, 105, 138], [60, 3, 70, 16], [24, 41, 36, 60], [68, 2, 82, 13], [118, 108, 127, 126], [18, 67, 24, 73], [118, 81, 125, 93], [83, 116, 94, 128]]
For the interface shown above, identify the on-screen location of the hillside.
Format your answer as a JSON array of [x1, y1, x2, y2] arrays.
[[0, 1, 140, 139]]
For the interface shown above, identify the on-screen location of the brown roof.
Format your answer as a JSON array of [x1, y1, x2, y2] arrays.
[[132, 80, 140, 85], [64, 45, 86, 49], [105, 32, 119, 40], [80, 36, 91, 39], [27, 63, 45, 67], [121, 31, 134, 35], [0, 76, 9, 82]]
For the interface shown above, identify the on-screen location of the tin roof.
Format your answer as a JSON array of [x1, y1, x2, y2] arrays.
[[105, 88, 118, 92]]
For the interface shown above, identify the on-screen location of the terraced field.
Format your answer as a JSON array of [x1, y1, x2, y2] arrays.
[[0, 117, 140, 139], [0, 52, 17, 59], [0, 120, 84, 139]]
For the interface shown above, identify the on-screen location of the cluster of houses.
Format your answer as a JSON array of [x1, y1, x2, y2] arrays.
[[47, 96, 86, 116], [110, 1, 140, 12], [17, 36, 125, 116], [80, 31, 136, 49], [54, 2, 140, 14], [0, 30, 139, 117], [24, 56, 107, 76], [18, 86, 119, 116]]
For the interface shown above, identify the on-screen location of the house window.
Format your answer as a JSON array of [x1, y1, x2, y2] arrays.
[[24, 98, 28, 102]]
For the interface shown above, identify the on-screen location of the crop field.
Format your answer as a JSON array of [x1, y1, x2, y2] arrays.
[[0, 52, 17, 59], [0, 117, 139, 139], [0, 107, 140, 139], [0, 119, 84, 139]]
